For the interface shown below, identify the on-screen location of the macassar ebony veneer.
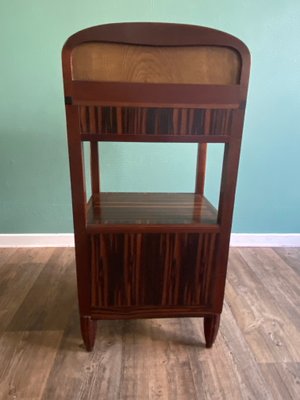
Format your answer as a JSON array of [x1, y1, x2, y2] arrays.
[[62, 23, 250, 351]]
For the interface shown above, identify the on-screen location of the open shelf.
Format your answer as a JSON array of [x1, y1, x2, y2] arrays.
[[86, 192, 219, 233]]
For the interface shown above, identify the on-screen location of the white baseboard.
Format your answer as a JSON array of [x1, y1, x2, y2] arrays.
[[0, 233, 299, 248], [230, 233, 300, 247], [0, 234, 74, 248]]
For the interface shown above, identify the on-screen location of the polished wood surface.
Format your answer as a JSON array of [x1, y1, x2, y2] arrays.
[[0, 247, 299, 399], [90, 232, 217, 308], [70, 81, 243, 109], [72, 43, 240, 84], [62, 23, 250, 351], [87, 192, 218, 228]]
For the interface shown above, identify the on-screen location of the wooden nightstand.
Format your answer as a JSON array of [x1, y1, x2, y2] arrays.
[[62, 22, 250, 351]]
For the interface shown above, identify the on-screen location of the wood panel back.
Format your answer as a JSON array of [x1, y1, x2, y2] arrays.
[[72, 43, 241, 84]]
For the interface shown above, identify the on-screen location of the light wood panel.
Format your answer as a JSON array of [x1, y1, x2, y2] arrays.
[[0, 247, 299, 399], [72, 43, 240, 84]]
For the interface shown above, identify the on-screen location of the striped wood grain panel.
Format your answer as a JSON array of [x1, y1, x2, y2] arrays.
[[79, 106, 233, 136], [91, 232, 217, 308]]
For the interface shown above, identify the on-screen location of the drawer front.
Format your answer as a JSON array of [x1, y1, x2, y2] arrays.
[[91, 232, 217, 308]]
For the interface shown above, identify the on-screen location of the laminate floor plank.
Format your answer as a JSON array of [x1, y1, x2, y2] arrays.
[[227, 249, 300, 363], [43, 314, 124, 400], [0, 247, 299, 400], [116, 320, 158, 400], [273, 247, 300, 276], [145, 319, 198, 400], [219, 301, 272, 400], [75, 319, 124, 400], [0, 330, 63, 400], [0, 248, 16, 267], [184, 319, 244, 400], [6, 248, 76, 332], [237, 248, 300, 330], [0, 248, 53, 331], [259, 362, 300, 400]]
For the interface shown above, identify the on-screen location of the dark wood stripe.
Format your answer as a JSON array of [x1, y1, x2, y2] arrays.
[[79, 106, 234, 140]]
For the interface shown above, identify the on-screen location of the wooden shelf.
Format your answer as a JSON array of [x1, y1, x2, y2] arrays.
[[86, 192, 219, 233]]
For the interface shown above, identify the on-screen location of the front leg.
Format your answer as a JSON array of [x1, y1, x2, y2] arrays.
[[204, 314, 220, 348], [80, 315, 97, 351]]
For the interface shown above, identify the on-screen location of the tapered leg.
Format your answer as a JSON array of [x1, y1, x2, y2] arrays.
[[80, 316, 97, 351], [204, 314, 220, 348]]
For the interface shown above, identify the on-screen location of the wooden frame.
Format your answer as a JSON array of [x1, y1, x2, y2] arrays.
[[62, 23, 250, 351]]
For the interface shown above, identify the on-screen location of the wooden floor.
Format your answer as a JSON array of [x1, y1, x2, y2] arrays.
[[0, 247, 299, 400]]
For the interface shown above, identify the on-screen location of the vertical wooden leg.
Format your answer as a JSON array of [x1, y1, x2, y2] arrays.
[[204, 314, 220, 348], [80, 316, 97, 351]]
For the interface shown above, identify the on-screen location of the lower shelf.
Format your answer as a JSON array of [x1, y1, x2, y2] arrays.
[[86, 192, 219, 233]]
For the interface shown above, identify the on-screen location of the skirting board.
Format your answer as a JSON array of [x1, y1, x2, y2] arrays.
[[0, 233, 299, 248]]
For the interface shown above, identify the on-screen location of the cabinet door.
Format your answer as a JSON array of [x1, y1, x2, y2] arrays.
[[91, 232, 217, 308]]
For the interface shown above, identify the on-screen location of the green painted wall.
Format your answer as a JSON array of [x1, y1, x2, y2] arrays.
[[1, 1, 299, 233]]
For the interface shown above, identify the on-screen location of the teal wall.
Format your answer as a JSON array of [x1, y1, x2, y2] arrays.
[[1, 1, 299, 233]]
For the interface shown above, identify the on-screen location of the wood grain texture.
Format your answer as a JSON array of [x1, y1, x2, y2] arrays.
[[87, 192, 218, 229], [79, 105, 234, 137], [72, 43, 240, 84], [273, 247, 300, 277], [7, 248, 76, 332], [0, 331, 62, 400], [91, 232, 217, 309], [0, 248, 54, 332], [71, 81, 243, 111], [259, 362, 300, 400], [237, 248, 300, 331], [0, 247, 299, 399], [226, 249, 300, 363]]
